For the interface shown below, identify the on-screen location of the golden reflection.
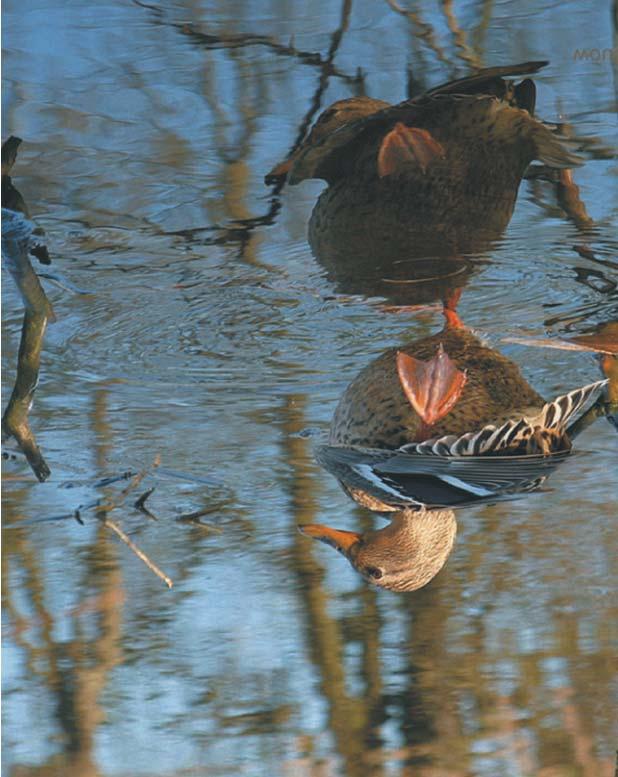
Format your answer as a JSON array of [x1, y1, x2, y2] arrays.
[[3, 389, 124, 777], [281, 393, 387, 777]]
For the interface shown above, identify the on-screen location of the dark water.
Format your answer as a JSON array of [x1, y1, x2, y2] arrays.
[[2, 1, 617, 775]]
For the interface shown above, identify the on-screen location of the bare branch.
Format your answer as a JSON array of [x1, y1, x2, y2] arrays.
[[133, 0, 360, 83], [2, 210, 55, 481], [385, 0, 452, 69], [102, 517, 173, 588]]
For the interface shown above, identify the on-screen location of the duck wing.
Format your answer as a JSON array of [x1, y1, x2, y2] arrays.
[[288, 88, 581, 184], [404, 379, 608, 456], [315, 443, 573, 509], [424, 60, 547, 101]]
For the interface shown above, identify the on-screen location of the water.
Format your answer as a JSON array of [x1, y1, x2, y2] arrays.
[[2, 1, 617, 775]]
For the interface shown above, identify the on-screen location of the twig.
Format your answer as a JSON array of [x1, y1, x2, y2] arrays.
[[441, 0, 481, 69], [176, 505, 225, 527], [385, 0, 452, 69], [134, 487, 157, 518], [102, 517, 173, 588], [91, 471, 136, 488], [37, 271, 93, 295], [116, 454, 161, 504], [501, 336, 616, 355], [92, 455, 173, 586]]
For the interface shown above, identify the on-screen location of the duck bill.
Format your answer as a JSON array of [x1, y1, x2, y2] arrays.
[[265, 156, 294, 185], [298, 524, 362, 556]]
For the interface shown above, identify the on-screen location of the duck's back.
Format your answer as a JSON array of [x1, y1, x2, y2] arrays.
[[330, 329, 545, 448], [284, 63, 580, 259]]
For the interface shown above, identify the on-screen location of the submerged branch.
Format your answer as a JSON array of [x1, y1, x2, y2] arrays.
[[103, 517, 173, 588], [2, 210, 56, 481], [92, 455, 173, 586]]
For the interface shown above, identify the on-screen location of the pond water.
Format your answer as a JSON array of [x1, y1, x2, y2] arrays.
[[2, 1, 617, 775]]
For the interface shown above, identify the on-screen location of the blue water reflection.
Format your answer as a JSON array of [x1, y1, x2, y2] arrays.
[[2, 0, 617, 775]]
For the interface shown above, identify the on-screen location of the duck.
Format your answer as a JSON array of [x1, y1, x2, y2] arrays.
[[299, 507, 456, 592], [266, 61, 581, 264], [316, 307, 607, 511]]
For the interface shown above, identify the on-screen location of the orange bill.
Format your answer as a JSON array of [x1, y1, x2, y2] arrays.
[[377, 123, 444, 177], [568, 322, 618, 355], [298, 524, 362, 555], [600, 354, 618, 403], [264, 156, 294, 185], [396, 345, 467, 426]]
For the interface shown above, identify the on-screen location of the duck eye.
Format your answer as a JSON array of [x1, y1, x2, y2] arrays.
[[365, 566, 383, 580]]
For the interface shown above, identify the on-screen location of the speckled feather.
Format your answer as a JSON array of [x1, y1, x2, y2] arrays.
[[322, 326, 607, 511], [329, 327, 547, 449]]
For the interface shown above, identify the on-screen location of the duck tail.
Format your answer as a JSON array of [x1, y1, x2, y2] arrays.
[[536, 379, 609, 430], [530, 121, 584, 168]]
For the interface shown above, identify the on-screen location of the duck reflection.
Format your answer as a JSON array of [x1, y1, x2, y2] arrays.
[[327, 253, 475, 311], [301, 308, 608, 591], [267, 62, 580, 305]]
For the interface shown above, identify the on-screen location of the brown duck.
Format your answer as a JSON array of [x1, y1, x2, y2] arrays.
[[300, 507, 456, 592], [266, 62, 581, 262], [316, 309, 607, 511]]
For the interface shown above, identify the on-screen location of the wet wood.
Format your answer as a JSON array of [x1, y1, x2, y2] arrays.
[[1, 210, 55, 481]]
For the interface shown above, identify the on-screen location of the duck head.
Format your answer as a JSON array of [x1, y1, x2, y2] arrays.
[[299, 508, 456, 592], [265, 96, 389, 185]]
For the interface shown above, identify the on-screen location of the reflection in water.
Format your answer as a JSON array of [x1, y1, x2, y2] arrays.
[[3, 390, 122, 777], [3, 0, 617, 774]]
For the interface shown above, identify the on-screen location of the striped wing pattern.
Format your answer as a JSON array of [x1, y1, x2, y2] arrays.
[[401, 380, 608, 457], [316, 380, 607, 509]]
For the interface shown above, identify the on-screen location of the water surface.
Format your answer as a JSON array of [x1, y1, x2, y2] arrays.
[[2, 1, 617, 775]]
